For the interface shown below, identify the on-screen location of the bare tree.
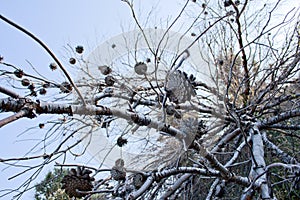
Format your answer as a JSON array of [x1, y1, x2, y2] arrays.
[[1, 0, 300, 199]]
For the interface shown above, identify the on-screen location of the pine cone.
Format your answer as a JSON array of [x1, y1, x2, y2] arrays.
[[134, 62, 147, 75], [132, 173, 146, 189], [165, 70, 196, 104], [61, 167, 94, 198], [111, 167, 126, 181], [111, 159, 126, 181]]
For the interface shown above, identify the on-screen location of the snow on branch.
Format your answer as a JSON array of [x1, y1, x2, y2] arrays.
[[248, 125, 274, 199]]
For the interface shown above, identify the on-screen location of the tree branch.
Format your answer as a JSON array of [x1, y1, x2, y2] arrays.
[[0, 14, 86, 106]]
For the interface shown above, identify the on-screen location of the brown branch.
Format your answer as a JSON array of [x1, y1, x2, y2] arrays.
[[232, 0, 250, 104], [0, 86, 22, 99], [0, 109, 29, 128]]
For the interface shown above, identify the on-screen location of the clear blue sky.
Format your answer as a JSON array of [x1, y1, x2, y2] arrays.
[[0, 1, 181, 199]]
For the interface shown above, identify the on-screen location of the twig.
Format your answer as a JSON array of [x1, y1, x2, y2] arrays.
[[0, 14, 86, 106]]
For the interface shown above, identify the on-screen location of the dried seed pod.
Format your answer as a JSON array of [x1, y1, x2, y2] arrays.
[[28, 84, 35, 91], [133, 173, 146, 189], [49, 63, 57, 70], [21, 79, 30, 86], [105, 75, 115, 86], [224, 0, 232, 7], [111, 167, 126, 181], [115, 158, 125, 167], [165, 70, 196, 104], [75, 45, 84, 54], [60, 82, 73, 93], [39, 88, 47, 95], [111, 44, 116, 48], [98, 65, 112, 75], [43, 82, 50, 88], [39, 123, 45, 129], [111, 158, 126, 181], [14, 69, 24, 78], [134, 62, 147, 75], [69, 58, 76, 65], [166, 105, 175, 115], [191, 32, 196, 37], [61, 167, 94, 198], [117, 136, 128, 147], [30, 91, 37, 97]]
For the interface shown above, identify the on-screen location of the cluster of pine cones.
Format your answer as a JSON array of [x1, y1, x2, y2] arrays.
[[61, 166, 95, 198]]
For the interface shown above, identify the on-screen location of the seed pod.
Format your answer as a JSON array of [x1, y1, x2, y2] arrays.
[[61, 167, 94, 198], [134, 62, 147, 75], [105, 75, 115, 86], [111, 167, 126, 181], [224, 0, 232, 7], [98, 65, 112, 75], [75, 45, 84, 54], [39, 123, 45, 129], [133, 173, 146, 189], [28, 84, 35, 91], [111, 158, 126, 181], [39, 88, 47, 95], [49, 63, 57, 70], [60, 82, 73, 93], [43, 82, 50, 88], [166, 105, 175, 115], [69, 58, 76, 65], [117, 136, 128, 147], [14, 69, 24, 78], [30, 91, 37, 97], [21, 79, 30, 86]]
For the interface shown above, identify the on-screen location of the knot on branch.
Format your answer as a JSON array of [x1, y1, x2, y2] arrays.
[[131, 113, 151, 126], [95, 105, 112, 115]]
